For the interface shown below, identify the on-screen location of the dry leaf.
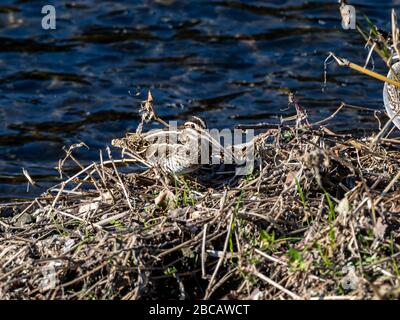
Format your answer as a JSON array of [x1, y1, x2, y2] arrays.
[[336, 196, 350, 215], [155, 189, 176, 209], [374, 218, 387, 240]]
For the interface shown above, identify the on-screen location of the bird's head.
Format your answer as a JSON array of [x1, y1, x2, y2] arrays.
[[184, 116, 207, 130]]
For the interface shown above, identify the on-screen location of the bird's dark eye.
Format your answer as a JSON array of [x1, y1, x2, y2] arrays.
[[191, 124, 195, 128]]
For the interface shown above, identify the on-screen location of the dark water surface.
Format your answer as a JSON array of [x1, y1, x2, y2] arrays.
[[1, 0, 399, 199]]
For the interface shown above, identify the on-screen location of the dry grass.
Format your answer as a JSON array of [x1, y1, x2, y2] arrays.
[[1, 103, 400, 300]]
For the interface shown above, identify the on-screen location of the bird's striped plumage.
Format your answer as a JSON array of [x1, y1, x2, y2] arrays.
[[383, 62, 400, 130], [112, 117, 215, 175]]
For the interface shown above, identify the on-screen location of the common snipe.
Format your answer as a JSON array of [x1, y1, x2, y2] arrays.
[[111, 116, 216, 175]]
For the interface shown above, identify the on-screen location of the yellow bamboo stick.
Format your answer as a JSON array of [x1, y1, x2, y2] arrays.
[[330, 52, 400, 88]]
